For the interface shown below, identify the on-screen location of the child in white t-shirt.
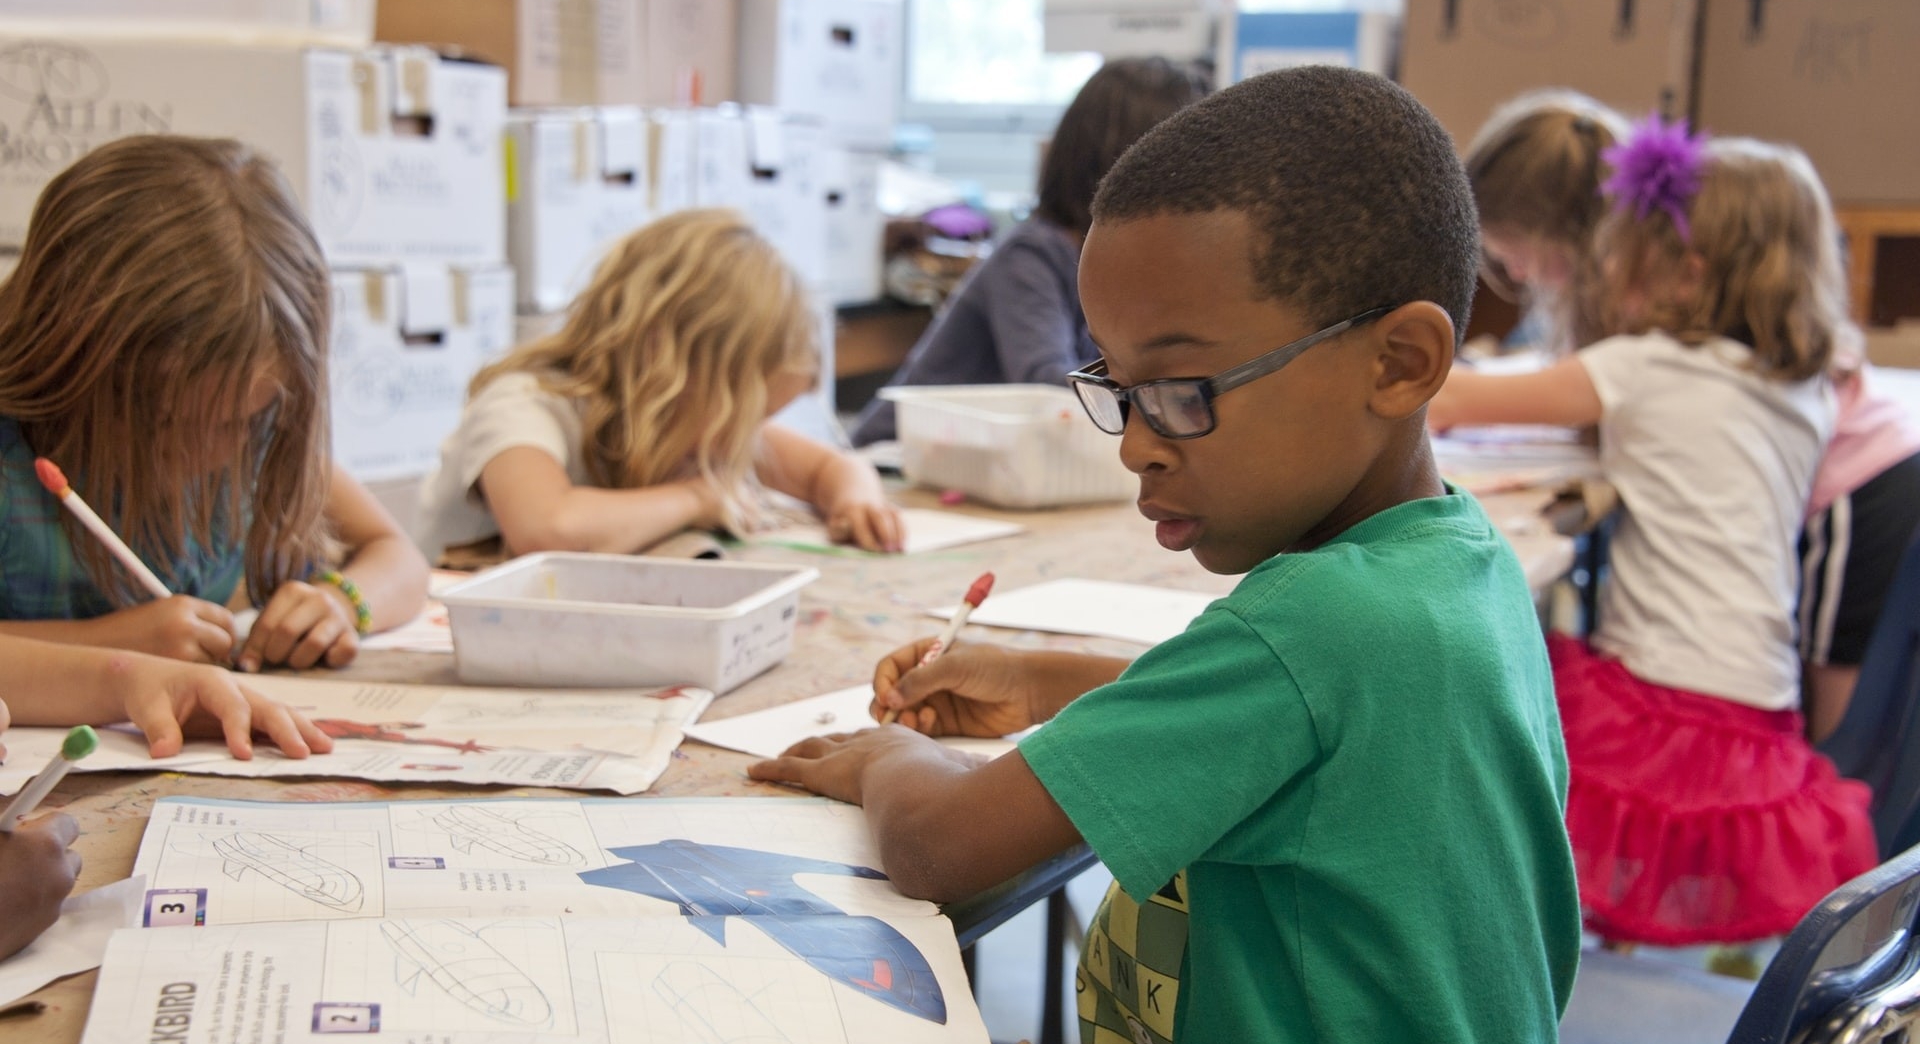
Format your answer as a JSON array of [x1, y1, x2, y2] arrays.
[[1429, 121, 1877, 945], [416, 210, 901, 563]]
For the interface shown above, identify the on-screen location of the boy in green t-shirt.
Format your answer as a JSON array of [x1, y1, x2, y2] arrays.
[[751, 66, 1581, 1042]]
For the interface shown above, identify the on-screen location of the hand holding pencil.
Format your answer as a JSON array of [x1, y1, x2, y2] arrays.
[[879, 572, 995, 726], [34, 457, 238, 664]]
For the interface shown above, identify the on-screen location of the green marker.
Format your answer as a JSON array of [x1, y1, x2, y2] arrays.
[[1, 726, 98, 833]]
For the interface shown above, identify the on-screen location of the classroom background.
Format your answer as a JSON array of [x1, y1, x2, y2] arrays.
[[2, 1, 1919, 1043]]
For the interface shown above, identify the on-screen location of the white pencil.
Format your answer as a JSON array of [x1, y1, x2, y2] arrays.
[[35, 457, 171, 601], [880, 572, 995, 726], [1, 727, 98, 833]]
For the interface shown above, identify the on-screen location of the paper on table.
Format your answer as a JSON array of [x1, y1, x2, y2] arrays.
[[0, 675, 713, 797], [92, 796, 993, 1042], [0, 874, 144, 1009], [930, 577, 1218, 646], [356, 600, 452, 653], [684, 685, 1025, 762], [756, 508, 1024, 554]]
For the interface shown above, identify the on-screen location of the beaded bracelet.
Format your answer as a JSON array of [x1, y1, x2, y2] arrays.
[[311, 568, 373, 635]]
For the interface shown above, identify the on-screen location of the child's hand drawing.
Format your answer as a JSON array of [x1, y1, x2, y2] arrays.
[[871, 639, 1040, 738], [823, 497, 905, 553], [0, 812, 79, 960], [86, 594, 237, 665], [236, 579, 361, 673]]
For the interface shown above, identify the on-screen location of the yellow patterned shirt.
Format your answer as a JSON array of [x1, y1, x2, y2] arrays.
[[1077, 872, 1187, 1044]]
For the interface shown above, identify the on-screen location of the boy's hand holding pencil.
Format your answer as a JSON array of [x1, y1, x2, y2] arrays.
[[869, 637, 1041, 738]]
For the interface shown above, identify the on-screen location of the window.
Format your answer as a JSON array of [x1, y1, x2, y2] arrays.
[[903, 0, 1101, 131]]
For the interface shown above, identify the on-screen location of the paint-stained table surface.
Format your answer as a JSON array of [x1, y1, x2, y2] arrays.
[[2, 485, 1572, 1042]]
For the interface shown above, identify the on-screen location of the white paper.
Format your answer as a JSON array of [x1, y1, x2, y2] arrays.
[[0, 874, 144, 1008], [756, 508, 1025, 554], [0, 676, 713, 797], [356, 600, 453, 653], [685, 685, 1023, 762], [86, 797, 991, 1043], [931, 578, 1218, 646]]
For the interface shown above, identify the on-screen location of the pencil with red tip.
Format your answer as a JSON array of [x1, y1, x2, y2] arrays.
[[34, 457, 171, 601], [881, 571, 995, 726]]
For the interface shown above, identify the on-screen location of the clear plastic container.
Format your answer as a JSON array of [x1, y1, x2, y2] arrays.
[[438, 553, 818, 694], [879, 384, 1135, 509]]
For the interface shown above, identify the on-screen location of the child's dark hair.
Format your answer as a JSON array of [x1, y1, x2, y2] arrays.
[[1093, 66, 1479, 342], [1035, 56, 1210, 236]]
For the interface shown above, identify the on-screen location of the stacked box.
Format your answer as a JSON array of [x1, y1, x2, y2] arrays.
[[508, 107, 653, 313], [375, 0, 738, 106], [0, 34, 516, 482]]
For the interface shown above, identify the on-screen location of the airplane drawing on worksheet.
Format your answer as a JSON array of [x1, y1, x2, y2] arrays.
[[381, 920, 554, 1026], [423, 806, 589, 866], [209, 832, 366, 912], [578, 840, 947, 1024]]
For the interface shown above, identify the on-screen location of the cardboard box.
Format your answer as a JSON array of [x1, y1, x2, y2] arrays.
[[1042, 7, 1212, 58], [330, 263, 516, 481], [0, 37, 506, 264], [1398, 0, 1698, 150], [508, 107, 653, 313], [0, 0, 373, 44], [737, 0, 903, 150], [1697, 0, 1920, 205], [648, 108, 696, 214], [744, 109, 828, 288], [377, 0, 736, 107], [820, 146, 884, 305], [1217, 10, 1397, 83], [691, 105, 752, 211], [638, 0, 738, 106]]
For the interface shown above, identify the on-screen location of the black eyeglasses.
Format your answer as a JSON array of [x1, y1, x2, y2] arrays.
[[1066, 307, 1390, 439]]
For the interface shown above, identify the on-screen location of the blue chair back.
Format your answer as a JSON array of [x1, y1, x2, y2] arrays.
[[1727, 843, 1920, 1044], [1821, 534, 1920, 859]]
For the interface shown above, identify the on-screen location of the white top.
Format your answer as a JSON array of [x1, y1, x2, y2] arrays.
[[1579, 333, 1834, 710], [413, 371, 590, 563]]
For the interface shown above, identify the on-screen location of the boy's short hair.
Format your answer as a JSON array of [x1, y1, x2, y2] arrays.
[[1093, 66, 1480, 342]]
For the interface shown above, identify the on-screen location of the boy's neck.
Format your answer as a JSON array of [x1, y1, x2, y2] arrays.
[[1292, 424, 1447, 553]]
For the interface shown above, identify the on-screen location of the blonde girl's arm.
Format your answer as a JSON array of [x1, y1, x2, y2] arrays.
[[756, 424, 903, 552], [1426, 355, 1605, 432], [234, 466, 428, 672], [0, 633, 330, 759], [478, 446, 727, 555]]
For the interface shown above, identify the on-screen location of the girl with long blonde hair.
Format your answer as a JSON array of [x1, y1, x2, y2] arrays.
[[1431, 125, 1879, 946], [416, 209, 900, 561], [0, 135, 428, 675]]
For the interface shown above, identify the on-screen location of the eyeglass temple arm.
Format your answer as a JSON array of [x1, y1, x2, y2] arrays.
[[1205, 307, 1391, 395]]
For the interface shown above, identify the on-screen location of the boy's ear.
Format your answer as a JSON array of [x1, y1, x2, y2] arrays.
[[1366, 302, 1455, 421]]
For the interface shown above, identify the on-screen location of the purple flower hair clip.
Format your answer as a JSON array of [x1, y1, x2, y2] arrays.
[[1601, 114, 1708, 243]]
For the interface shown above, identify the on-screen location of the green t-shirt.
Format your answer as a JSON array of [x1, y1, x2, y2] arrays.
[[1020, 490, 1580, 1043]]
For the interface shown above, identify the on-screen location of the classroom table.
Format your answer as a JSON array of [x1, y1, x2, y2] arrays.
[[0, 484, 1573, 1044]]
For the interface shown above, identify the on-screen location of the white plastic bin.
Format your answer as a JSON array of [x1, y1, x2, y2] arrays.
[[438, 554, 819, 694], [879, 384, 1136, 509]]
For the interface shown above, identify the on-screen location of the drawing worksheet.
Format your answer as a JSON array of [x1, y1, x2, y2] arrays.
[[87, 797, 988, 1043], [0, 676, 713, 796]]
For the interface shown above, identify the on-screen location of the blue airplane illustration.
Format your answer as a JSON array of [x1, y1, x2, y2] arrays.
[[578, 840, 947, 1024]]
